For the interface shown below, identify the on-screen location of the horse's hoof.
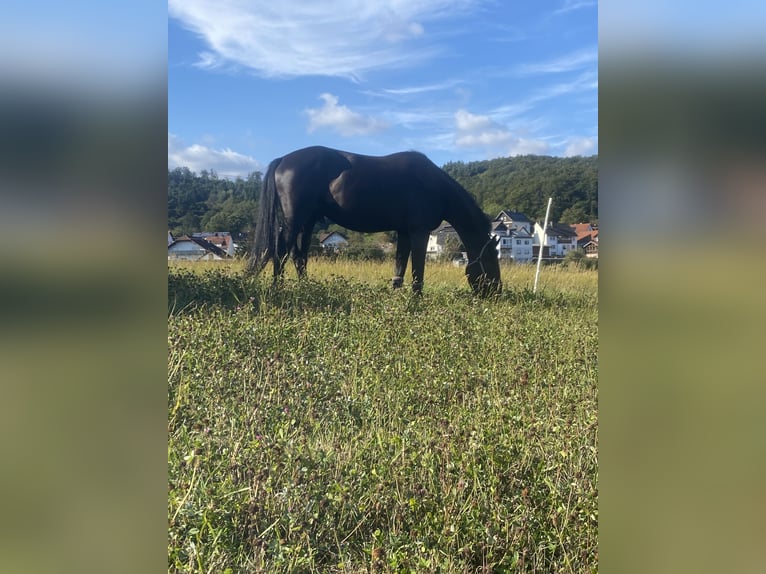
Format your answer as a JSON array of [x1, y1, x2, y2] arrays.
[[392, 277, 404, 289]]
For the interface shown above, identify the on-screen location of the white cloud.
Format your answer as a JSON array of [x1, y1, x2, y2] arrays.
[[455, 109, 494, 132], [453, 109, 550, 156], [168, 0, 482, 78], [305, 93, 388, 136], [456, 131, 513, 147], [194, 51, 221, 70], [454, 109, 511, 147], [516, 47, 597, 75], [563, 136, 597, 156], [508, 138, 550, 156], [168, 133, 262, 178], [378, 79, 463, 96], [554, 0, 597, 15]]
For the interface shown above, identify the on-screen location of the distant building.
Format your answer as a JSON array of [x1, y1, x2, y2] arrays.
[[533, 222, 578, 258], [490, 220, 534, 262], [491, 210, 535, 262], [318, 231, 348, 251], [168, 235, 231, 261], [191, 232, 236, 257], [496, 210, 533, 234], [571, 223, 599, 258], [427, 223, 462, 260]]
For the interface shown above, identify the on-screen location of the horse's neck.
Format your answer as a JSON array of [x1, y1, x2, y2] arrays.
[[440, 178, 490, 256], [444, 209, 487, 257]]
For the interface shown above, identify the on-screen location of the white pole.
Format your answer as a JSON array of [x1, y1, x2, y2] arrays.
[[534, 197, 553, 293]]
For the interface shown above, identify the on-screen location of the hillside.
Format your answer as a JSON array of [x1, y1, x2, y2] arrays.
[[442, 154, 598, 224]]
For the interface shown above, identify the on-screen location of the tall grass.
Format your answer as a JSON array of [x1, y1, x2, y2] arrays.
[[168, 261, 597, 572]]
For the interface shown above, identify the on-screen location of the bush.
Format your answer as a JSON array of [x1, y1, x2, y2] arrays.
[[563, 248, 597, 270]]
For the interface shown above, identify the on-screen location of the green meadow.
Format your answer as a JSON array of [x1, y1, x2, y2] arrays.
[[168, 260, 598, 572]]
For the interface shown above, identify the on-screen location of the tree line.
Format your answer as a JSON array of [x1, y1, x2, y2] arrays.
[[168, 155, 597, 238], [168, 167, 261, 237]]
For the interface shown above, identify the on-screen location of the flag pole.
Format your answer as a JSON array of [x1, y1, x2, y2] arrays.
[[534, 197, 553, 293]]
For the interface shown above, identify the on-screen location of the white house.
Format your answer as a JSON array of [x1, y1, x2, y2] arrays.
[[193, 232, 236, 256], [427, 223, 462, 259], [491, 221, 513, 259], [168, 235, 230, 261], [496, 210, 533, 234], [491, 212, 535, 262], [533, 222, 578, 258], [318, 231, 348, 251], [509, 228, 534, 262]]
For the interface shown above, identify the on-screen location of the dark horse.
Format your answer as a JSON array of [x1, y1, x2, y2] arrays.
[[246, 146, 501, 296]]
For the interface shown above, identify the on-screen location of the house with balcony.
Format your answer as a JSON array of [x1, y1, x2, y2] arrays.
[[572, 223, 599, 258], [533, 222, 579, 258], [490, 220, 534, 263]]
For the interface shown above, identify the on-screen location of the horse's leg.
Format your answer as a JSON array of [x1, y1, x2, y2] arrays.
[[409, 231, 429, 294], [392, 231, 411, 289], [272, 227, 288, 283], [292, 222, 314, 278]]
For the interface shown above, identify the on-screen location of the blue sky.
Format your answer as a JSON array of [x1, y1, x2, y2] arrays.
[[168, 0, 597, 178]]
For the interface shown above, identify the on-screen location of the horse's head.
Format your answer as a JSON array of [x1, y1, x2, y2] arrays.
[[466, 236, 502, 297]]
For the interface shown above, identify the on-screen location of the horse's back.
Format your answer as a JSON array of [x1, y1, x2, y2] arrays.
[[278, 146, 351, 179], [274, 145, 451, 231]]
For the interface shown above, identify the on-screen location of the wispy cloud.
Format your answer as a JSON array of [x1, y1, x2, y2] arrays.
[[522, 69, 598, 107], [554, 0, 597, 15], [305, 93, 389, 136], [379, 79, 464, 96], [193, 51, 221, 70], [168, 0, 484, 79], [168, 133, 262, 178], [516, 47, 597, 75]]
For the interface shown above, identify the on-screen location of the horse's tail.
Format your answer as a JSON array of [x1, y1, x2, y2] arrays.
[[247, 157, 283, 276]]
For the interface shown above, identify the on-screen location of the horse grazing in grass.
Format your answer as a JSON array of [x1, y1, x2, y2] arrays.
[[247, 146, 501, 296]]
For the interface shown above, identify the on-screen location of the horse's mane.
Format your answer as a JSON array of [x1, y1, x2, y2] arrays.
[[439, 168, 490, 236]]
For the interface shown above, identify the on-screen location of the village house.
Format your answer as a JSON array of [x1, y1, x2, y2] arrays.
[[533, 222, 579, 258], [426, 223, 462, 260], [318, 231, 349, 251], [496, 210, 533, 234], [571, 223, 599, 258], [490, 220, 534, 262], [581, 236, 598, 258], [168, 234, 231, 261], [192, 232, 236, 257]]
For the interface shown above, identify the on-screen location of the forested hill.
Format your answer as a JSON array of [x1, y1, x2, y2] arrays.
[[442, 154, 598, 224], [168, 155, 597, 236], [168, 167, 261, 236]]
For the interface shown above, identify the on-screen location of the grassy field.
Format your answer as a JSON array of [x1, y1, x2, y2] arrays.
[[168, 259, 598, 572]]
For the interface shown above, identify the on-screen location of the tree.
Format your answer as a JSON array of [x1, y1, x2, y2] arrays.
[[559, 204, 590, 224]]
